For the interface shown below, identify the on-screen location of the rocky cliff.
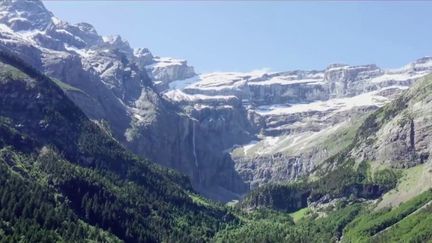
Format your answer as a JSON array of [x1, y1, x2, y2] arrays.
[[0, 0, 245, 201], [2, 0, 432, 201], [350, 74, 432, 169], [240, 74, 432, 211], [166, 58, 432, 189]]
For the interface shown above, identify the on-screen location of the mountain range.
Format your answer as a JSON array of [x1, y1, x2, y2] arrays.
[[1, 0, 432, 242]]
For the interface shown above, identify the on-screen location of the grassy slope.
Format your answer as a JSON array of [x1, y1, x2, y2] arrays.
[[51, 77, 87, 95], [377, 163, 432, 210], [214, 191, 432, 243], [343, 190, 432, 243], [232, 116, 364, 169], [375, 203, 432, 242], [289, 207, 311, 223]]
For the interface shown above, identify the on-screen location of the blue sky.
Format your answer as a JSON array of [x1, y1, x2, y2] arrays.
[[43, 1, 432, 73]]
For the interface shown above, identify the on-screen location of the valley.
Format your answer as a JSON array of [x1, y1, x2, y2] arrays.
[[0, 0, 432, 242]]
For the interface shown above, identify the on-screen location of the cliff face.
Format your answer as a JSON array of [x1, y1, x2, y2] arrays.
[[2, 0, 432, 201], [240, 74, 432, 212], [350, 74, 432, 169], [0, 0, 246, 201], [0, 49, 237, 242], [166, 58, 432, 189]]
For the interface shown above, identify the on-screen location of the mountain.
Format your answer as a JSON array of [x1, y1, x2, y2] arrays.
[[0, 48, 236, 242], [1, 0, 432, 203], [240, 73, 432, 209], [165, 58, 432, 189], [0, 50, 432, 242], [2, 0, 432, 242], [0, 0, 247, 201], [215, 74, 432, 242]]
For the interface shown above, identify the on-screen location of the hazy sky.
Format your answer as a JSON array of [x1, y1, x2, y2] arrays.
[[43, 1, 432, 73]]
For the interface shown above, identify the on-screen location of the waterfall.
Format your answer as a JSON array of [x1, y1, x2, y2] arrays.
[[192, 122, 199, 167]]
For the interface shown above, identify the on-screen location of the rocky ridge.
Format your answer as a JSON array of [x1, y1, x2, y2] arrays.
[[0, 0, 245, 201], [1, 0, 432, 200], [165, 58, 432, 188]]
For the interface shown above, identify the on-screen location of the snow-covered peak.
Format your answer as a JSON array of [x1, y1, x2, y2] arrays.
[[45, 20, 102, 49], [102, 35, 132, 51], [102, 35, 134, 55], [0, 0, 53, 31], [176, 64, 382, 94], [50, 16, 62, 25], [75, 22, 97, 35], [370, 57, 432, 84], [134, 48, 154, 66], [410, 56, 432, 71], [164, 59, 432, 118], [102, 35, 122, 45], [145, 56, 196, 90], [0, 0, 195, 91], [149, 56, 187, 68], [414, 56, 432, 64], [324, 63, 382, 82]]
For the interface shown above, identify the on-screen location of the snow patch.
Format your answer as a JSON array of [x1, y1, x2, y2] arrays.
[[249, 76, 324, 86], [147, 56, 186, 68], [64, 44, 93, 58], [168, 75, 200, 90], [164, 89, 236, 102], [256, 91, 389, 116], [370, 72, 428, 83], [133, 113, 144, 122], [187, 70, 268, 90], [243, 140, 258, 154]]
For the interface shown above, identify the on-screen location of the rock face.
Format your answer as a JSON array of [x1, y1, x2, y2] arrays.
[[165, 59, 432, 189], [350, 75, 432, 169], [237, 75, 432, 214], [0, 0, 244, 201], [2, 0, 432, 201], [0, 0, 52, 31], [145, 56, 196, 91]]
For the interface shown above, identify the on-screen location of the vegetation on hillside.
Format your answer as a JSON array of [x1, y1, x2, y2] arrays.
[[0, 50, 236, 242], [240, 161, 399, 212], [215, 190, 432, 243], [344, 190, 432, 242], [1, 46, 432, 242], [226, 75, 432, 242]]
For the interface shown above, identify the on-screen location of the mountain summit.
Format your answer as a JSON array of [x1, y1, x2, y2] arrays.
[[0, 0, 243, 201], [0, 0, 53, 31]]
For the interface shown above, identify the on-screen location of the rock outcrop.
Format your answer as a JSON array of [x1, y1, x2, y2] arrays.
[[2, 0, 432, 201], [166, 58, 432, 188], [0, 0, 244, 201], [351, 75, 432, 169]]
